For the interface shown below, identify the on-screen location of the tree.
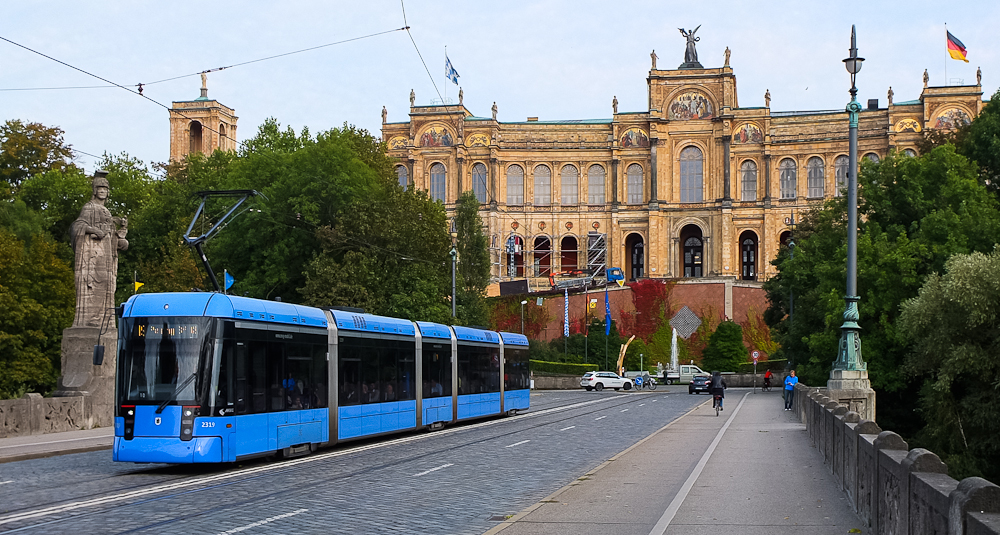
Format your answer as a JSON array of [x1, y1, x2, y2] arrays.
[[700, 321, 747, 372], [0, 120, 76, 200], [960, 89, 1000, 198], [453, 191, 491, 326], [764, 143, 1000, 434], [899, 249, 1000, 481], [0, 228, 74, 398]]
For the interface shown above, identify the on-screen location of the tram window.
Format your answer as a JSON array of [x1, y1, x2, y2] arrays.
[[249, 344, 267, 413], [235, 343, 247, 413], [339, 337, 364, 406], [422, 343, 451, 398], [267, 342, 285, 411], [216, 340, 235, 411], [504, 348, 529, 390], [458, 345, 501, 395]]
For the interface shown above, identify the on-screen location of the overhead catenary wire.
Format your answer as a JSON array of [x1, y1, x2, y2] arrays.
[[0, 27, 408, 92]]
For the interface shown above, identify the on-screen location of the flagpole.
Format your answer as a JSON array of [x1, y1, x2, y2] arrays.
[[444, 45, 448, 102], [944, 23, 948, 85], [134, 270, 137, 295]]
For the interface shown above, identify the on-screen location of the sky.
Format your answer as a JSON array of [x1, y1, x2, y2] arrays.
[[3, 1, 997, 174]]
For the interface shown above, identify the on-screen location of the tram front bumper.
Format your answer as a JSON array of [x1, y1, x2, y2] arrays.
[[114, 436, 223, 463]]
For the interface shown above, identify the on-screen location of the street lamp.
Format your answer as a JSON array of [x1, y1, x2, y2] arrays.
[[829, 25, 874, 421], [520, 300, 527, 334], [450, 220, 458, 319], [834, 25, 866, 373]]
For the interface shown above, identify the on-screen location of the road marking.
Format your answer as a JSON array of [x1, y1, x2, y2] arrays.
[[217, 508, 308, 534], [651, 399, 657, 402], [506, 440, 530, 448], [0, 396, 617, 527], [648, 392, 750, 535], [621, 409, 629, 412], [595, 416, 607, 420], [639, 404, 646, 407], [559, 426, 575, 431], [414, 463, 453, 477], [0, 481, 12, 485]]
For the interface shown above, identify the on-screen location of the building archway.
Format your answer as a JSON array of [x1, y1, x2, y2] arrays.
[[740, 230, 758, 281], [533, 236, 551, 276], [560, 236, 578, 272], [680, 224, 704, 277], [624, 233, 645, 281]]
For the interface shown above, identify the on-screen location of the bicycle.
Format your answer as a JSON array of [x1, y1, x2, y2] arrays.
[[633, 374, 657, 391], [762, 377, 772, 392], [713, 394, 723, 416]]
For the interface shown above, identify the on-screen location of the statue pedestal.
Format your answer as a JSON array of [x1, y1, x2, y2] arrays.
[[826, 369, 876, 421], [54, 326, 118, 428]]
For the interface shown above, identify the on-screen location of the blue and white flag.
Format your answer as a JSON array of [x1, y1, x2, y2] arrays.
[[445, 56, 460, 85], [224, 270, 235, 291], [564, 288, 569, 337]]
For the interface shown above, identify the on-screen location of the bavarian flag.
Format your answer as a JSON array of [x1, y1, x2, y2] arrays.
[[947, 31, 969, 63]]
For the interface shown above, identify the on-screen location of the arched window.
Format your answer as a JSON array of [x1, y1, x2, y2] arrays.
[[779, 158, 797, 199], [903, 148, 917, 158], [864, 153, 880, 164], [834, 155, 849, 197], [683, 237, 703, 277], [680, 147, 703, 203], [740, 231, 758, 281], [533, 165, 551, 205], [587, 165, 605, 205], [506, 234, 524, 277], [626, 234, 645, 280], [560, 236, 578, 271], [219, 124, 227, 150], [396, 165, 408, 188], [189, 121, 203, 154], [430, 163, 446, 202], [560, 165, 578, 205], [506, 165, 524, 205], [626, 164, 643, 204], [740, 160, 757, 201], [472, 163, 487, 203], [533, 236, 551, 276], [806, 157, 825, 198]]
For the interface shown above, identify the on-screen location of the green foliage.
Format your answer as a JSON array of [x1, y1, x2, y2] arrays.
[[490, 296, 551, 339], [16, 166, 91, 242], [959, 89, 1000, 198], [529, 360, 598, 375], [0, 120, 75, 200], [700, 321, 747, 372], [764, 142, 1000, 437], [454, 191, 491, 326], [0, 228, 74, 398], [899, 249, 1000, 481]]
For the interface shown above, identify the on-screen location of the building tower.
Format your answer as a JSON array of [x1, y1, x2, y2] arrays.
[[168, 74, 238, 162]]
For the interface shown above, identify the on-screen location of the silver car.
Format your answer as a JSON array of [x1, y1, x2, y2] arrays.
[[581, 371, 633, 391]]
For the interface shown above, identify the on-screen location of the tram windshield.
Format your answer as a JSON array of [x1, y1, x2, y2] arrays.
[[119, 317, 214, 405]]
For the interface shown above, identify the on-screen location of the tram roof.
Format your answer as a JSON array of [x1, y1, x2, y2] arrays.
[[499, 332, 529, 346], [122, 293, 328, 328], [452, 325, 499, 344], [329, 310, 416, 336]]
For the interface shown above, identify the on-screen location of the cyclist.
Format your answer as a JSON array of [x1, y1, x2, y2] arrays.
[[763, 369, 773, 391], [709, 371, 727, 410]]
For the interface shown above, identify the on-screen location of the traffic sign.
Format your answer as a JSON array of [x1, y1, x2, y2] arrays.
[[751, 349, 760, 364]]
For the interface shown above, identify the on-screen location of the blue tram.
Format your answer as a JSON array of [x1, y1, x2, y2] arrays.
[[113, 293, 530, 463]]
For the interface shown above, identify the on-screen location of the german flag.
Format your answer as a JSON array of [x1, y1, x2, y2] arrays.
[[947, 31, 969, 62]]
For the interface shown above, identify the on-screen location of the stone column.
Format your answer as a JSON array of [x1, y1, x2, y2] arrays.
[[611, 159, 619, 208], [763, 154, 772, 206], [722, 136, 732, 204], [649, 139, 658, 203]]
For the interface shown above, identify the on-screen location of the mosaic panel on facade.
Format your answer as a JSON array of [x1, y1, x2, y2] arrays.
[[933, 108, 971, 130], [668, 91, 713, 120]]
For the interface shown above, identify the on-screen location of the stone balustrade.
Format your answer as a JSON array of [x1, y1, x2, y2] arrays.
[[792, 382, 1000, 534], [0, 393, 99, 438]]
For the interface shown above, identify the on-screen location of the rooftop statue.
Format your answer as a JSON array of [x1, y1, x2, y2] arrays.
[[679, 26, 701, 64]]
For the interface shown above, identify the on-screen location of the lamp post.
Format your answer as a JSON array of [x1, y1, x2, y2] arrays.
[[520, 300, 527, 334], [450, 221, 458, 319], [829, 25, 875, 420]]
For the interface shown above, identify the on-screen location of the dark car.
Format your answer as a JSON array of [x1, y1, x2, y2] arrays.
[[689, 375, 711, 394]]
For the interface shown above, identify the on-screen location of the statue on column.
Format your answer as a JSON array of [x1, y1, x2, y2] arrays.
[[492, 101, 498, 121], [764, 89, 771, 108], [458, 87, 463, 105], [977, 66, 982, 85], [612, 96, 618, 114], [724, 46, 731, 66], [923, 69, 929, 88], [382, 106, 387, 124], [71, 171, 128, 328], [887, 87, 893, 106], [650, 49, 658, 70], [410, 88, 416, 107]]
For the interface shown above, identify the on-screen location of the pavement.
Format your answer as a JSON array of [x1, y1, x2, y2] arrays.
[[487, 389, 867, 534], [0, 427, 113, 463]]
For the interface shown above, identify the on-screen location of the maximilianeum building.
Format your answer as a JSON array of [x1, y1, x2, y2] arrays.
[[382, 50, 985, 294]]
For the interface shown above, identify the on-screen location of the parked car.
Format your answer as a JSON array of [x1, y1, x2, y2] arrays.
[[581, 371, 633, 392], [688, 374, 711, 394]]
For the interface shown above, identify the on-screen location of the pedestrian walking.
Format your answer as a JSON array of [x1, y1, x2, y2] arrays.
[[784, 370, 798, 410]]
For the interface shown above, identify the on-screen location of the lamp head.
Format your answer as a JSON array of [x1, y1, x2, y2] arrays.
[[843, 25, 865, 75], [521, 300, 527, 305]]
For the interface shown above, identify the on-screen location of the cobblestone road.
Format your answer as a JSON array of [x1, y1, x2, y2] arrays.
[[0, 388, 707, 534]]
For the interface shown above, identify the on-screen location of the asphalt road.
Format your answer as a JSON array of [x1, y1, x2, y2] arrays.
[[0, 388, 706, 534]]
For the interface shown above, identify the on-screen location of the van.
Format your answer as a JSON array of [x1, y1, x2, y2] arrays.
[[678, 364, 710, 384]]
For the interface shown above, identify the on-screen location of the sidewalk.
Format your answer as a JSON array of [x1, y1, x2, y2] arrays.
[[0, 427, 113, 463], [488, 389, 865, 534]]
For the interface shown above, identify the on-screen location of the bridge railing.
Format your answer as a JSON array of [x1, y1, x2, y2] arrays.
[[792, 383, 1000, 535]]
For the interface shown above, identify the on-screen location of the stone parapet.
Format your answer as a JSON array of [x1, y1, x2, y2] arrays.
[[792, 382, 1000, 534], [0, 393, 95, 438]]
